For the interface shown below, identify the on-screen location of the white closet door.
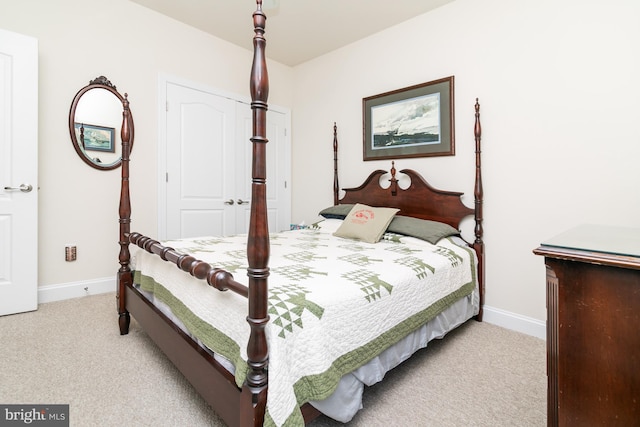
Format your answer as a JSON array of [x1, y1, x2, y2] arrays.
[[265, 109, 290, 233], [162, 77, 291, 239], [235, 101, 253, 232], [166, 82, 236, 239], [235, 104, 290, 233]]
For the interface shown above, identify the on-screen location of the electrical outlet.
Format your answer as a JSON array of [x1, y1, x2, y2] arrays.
[[65, 245, 77, 262]]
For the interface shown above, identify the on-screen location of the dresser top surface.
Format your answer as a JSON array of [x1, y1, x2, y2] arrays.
[[540, 224, 640, 258]]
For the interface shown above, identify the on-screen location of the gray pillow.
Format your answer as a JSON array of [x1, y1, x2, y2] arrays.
[[386, 216, 460, 244], [318, 204, 355, 219]]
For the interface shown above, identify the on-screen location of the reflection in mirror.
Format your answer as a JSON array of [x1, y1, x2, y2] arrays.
[[68, 76, 134, 170]]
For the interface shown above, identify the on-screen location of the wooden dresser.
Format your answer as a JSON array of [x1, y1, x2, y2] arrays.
[[534, 225, 640, 426]]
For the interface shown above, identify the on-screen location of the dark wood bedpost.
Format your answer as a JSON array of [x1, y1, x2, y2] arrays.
[[473, 98, 485, 321], [117, 94, 133, 334], [241, 1, 269, 424], [333, 122, 339, 205]]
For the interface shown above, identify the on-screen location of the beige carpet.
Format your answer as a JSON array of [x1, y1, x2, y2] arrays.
[[0, 293, 546, 426]]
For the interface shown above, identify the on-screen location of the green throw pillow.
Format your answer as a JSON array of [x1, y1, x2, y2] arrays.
[[387, 216, 460, 244], [319, 204, 355, 219]]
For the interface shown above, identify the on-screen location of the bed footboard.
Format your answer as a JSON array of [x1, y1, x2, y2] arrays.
[[128, 233, 249, 296]]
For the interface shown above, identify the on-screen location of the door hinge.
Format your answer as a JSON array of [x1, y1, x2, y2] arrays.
[[166, 101, 169, 112], [166, 172, 168, 182]]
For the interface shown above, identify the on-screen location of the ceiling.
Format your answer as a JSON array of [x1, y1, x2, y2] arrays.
[[129, 0, 455, 66]]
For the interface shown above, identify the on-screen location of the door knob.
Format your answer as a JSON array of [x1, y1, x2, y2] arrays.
[[237, 199, 250, 205], [224, 199, 235, 205], [3, 184, 33, 193]]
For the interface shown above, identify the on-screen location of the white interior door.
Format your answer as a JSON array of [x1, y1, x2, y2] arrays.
[[0, 29, 38, 316], [266, 109, 291, 232], [162, 76, 290, 238], [165, 82, 236, 239], [236, 105, 291, 233], [235, 101, 252, 230]]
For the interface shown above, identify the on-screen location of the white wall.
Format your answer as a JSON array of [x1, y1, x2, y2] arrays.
[[0, 0, 293, 294], [290, 0, 640, 327]]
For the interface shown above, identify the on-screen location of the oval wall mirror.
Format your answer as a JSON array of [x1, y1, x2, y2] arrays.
[[68, 76, 134, 170]]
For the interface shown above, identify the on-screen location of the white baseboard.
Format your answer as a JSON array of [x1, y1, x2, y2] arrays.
[[482, 305, 546, 340], [38, 277, 116, 304]]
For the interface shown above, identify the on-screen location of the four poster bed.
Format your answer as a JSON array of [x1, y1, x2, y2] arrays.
[[116, 2, 485, 426]]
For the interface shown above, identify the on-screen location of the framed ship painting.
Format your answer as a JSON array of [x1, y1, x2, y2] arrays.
[[363, 76, 454, 161]]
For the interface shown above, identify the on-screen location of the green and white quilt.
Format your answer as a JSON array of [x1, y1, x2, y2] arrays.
[[132, 219, 477, 427]]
